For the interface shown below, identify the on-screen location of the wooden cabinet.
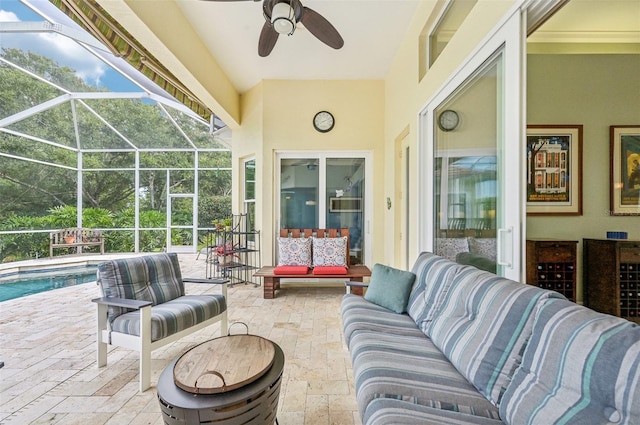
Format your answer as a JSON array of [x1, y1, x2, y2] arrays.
[[583, 238, 640, 322], [526, 239, 578, 302]]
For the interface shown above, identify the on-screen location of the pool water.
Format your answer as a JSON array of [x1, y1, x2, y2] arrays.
[[0, 266, 98, 302]]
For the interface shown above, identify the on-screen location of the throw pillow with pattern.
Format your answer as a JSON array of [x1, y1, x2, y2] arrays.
[[312, 236, 347, 267], [277, 237, 312, 267]]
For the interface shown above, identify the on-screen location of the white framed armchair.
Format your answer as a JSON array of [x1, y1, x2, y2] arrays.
[[92, 253, 228, 392]]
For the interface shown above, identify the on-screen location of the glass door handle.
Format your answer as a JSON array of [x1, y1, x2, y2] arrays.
[[497, 227, 513, 268]]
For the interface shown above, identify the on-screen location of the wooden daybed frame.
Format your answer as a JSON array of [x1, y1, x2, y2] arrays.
[[254, 228, 371, 299]]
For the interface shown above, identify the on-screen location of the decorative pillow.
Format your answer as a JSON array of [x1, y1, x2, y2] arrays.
[[274, 265, 309, 275], [312, 236, 347, 267], [277, 237, 312, 266], [434, 238, 469, 261], [312, 266, 347, 275], [364, 263, 416, 314], [468, 237, 497, 262]]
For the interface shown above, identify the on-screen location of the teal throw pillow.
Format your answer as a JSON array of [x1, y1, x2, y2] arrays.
[[364, 263, 416, 313]]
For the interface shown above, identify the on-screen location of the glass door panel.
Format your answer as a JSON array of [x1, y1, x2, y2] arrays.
[[434, 52, 502, 272], [279, 158, 319, 229], [326, 158, 365, 265]]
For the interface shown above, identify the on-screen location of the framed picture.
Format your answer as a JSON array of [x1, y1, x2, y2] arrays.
[[329, 197, 362, 212], [526, 125, 583, 215], [610, 125, 640, 216]]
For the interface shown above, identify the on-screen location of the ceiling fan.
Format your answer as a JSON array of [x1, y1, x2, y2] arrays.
[[203, 0, 344, 57]]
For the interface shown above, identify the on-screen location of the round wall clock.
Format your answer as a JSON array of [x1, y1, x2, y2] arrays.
[[438, 109, 460, 132], [313, 111, 335, 133]]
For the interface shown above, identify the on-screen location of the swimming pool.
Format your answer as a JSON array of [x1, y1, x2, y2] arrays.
[[0, 265, 98, 302]]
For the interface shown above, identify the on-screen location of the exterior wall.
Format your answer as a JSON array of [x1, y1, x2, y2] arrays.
[[526, 53, 640, 302], [237, 80, 385, 265], [233, 84, 264, 232]]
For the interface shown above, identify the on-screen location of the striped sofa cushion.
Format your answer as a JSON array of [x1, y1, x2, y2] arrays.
[[406, 252, 461, 336], [499, 299, 640, 425], [110, 294, 227, 342], [350, 330, 500, 420], [98, 253, 185, 323], [363, 398, 505, 425], [341, 294, 424, 345], [429, 265, 565, 407]]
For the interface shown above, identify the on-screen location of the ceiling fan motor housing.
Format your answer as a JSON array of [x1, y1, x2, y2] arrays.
[[264, 0, 302, 35], [272, 2, 296, 35]]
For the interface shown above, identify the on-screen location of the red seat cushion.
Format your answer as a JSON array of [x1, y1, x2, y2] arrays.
[[312, 266, 348, 275], [273, 265, 309, 275]]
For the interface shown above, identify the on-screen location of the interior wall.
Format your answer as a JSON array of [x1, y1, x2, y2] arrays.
[[526, 53, 640, 303], [241, 80, 386, 264]]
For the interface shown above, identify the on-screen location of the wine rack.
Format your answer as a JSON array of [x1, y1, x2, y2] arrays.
[[619, 263, 639, 319], [583, 238, 640, 322], [526, 239, 578, 302]]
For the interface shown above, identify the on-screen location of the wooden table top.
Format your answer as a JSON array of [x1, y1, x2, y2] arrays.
[[173, 335, 275, 394]]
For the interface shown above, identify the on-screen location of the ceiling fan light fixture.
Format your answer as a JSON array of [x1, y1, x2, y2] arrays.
[[272, 2, 296, 35]]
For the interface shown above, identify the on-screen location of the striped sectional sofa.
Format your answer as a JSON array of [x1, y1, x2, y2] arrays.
[[93, 253, 228, 391], [341, 252, 640, 424]]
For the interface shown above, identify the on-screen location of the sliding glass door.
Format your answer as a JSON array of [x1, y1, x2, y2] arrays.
[[421, 10, 524, 280], [277, 153, 370, 266]]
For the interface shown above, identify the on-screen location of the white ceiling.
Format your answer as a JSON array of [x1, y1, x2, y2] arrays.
[[177, 0, 422, 93], [173, 0, 638, 94]]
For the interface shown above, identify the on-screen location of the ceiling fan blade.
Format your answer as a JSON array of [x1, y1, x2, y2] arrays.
[[300, 6, 344, 50], [258, 22, 279, 57]]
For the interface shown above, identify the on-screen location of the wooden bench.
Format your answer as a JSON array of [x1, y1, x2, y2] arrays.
[[50, 227, 105, 258], [254, 228, 371, 299]]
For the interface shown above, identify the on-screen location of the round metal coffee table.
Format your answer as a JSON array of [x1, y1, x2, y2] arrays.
[[157, 335, 284, 425]]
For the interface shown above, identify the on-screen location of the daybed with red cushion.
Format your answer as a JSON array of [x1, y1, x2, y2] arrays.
[[254, 228, 371, 299]]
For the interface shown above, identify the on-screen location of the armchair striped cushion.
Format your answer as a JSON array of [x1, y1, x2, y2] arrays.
[[110, 295, 227, 342], [97, 253, 185, 324]]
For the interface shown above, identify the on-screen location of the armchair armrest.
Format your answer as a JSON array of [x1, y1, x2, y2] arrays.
[[92, 297, 152, 310], [345, 280, 368, 295], [344, 281, 369, 288], [182, 277, 229, 299]]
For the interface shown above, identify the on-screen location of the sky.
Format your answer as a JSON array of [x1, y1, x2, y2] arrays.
[[0, 0, 142, 93]]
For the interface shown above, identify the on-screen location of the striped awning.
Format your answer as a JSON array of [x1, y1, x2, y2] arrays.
[[50, 0, 212, 121]]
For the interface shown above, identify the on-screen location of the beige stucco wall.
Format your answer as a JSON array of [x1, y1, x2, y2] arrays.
[[236, 80, 386, 265], [526, 53, 640, 302]]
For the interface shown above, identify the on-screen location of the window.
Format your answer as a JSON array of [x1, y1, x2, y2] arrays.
[[428, 0, 477, 67], [243, 158, 256, 231]]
